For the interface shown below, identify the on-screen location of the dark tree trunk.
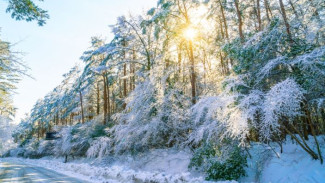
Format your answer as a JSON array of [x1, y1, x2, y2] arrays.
[[256, 0, 262, 31], [103, 74, 108, 125], [106, 76, 111, 122], [279, 0, 292, 41], [79, 90, 85, 124], [234, 0, 244, 42], [96, 81, 100, 115], [123, 63, 127, 97], [264, 0, 271, 22], [218, 0, 229, 39]]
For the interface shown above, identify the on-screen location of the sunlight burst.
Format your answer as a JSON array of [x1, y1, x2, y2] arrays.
[[183, 27, 197, 41]]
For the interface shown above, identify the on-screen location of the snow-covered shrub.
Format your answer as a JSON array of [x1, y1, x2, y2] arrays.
[[261, 78, 305, 141], [55, 127, 73, 156], [217, 76, 305, 144], [189, 143, 217, 171], [86, 136, 111, 158], [189, 141, 247, 181], [187, 96, 223, 146], [111, 79, 158, 153], [0, 116, 17, 155], [22, 138, 41, 158], [37, 140, 56, 157], [220, 91, 261, 145], [55, 121, 109, 157], [205, 146, 247, 181], [112, 78, 190, 154], [90, 123, 107, 138], [7, 147, 25, 157], [55, 125, 89, 157]]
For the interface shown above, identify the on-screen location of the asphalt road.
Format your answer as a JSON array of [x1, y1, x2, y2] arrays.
[[0, 159, 87, 183]]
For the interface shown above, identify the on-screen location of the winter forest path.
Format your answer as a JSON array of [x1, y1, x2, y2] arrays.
[[0, 158, 88, 183]]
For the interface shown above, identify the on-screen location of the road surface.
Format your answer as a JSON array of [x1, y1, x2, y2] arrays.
[[0, 159, 88, 183]]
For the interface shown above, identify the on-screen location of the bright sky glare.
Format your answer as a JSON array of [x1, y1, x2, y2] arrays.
[[0, 0, 156, 123]]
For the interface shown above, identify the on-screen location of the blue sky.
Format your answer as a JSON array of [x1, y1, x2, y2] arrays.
[[0, 0, 157, 123]]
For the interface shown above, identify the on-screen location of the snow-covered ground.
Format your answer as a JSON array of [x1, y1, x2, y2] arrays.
[[2, 138, 324, 183], [260, 142, 325, 183], [243, 137, 325, 183], [2, 149, 235, 183]]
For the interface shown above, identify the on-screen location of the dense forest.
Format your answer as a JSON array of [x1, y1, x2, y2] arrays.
[[2, 0, 325, 181]]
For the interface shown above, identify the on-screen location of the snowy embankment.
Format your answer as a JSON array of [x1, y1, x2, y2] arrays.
[[259, 142, 325, 183], [242, 136, 325, 183], [4, 149, 235, 183], [3, 138, 325, 183]]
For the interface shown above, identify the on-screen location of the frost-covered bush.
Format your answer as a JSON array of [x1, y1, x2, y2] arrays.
[[205, 147, 247, 181], [87, 136, 111, 158], [189, 143, 217, 171], [261, 78, 305, 141], [21, 138, 41, 158], [189, 76, 306, 147], [55, 125, 89, 157], [7, 147, 25, 157], [187, 97, 223, 146], [112, 78, 190, 154], [223, 78, 304, 143], [55, 121, 109, 157], [0, 117, 17, 155], [37, 140, 56, 157], [189, 141, 247, 181]]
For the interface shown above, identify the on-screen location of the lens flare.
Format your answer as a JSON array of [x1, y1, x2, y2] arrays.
[[183, 27, 197, 40]]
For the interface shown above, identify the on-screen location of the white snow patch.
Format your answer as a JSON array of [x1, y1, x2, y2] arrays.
[[242, 137, 325, 183]]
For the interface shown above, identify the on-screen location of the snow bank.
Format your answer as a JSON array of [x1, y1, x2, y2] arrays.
[[111, 149, 192, 174], [5, 139, 324, 183], [242, 137, 325, 183], [5, 149, 236, 183], [260, 141, 325, 183]]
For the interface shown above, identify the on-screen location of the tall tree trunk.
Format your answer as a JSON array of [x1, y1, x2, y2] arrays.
[[103, 74, 108, 125], [219, 17, 225, 38], [256, 0, 262, 31], [178, 44, 182, 74], [218, 0, 229, 39], [112, 90, 115, 113], [279, 0, 292, 41], [131, 49, 136, 91], [123, 63, 127, 97], [129, 63, 132, 92], [70, 114, 73, 126], [264, 0, 271, 22], [96, 81, 100, 115], [234, 0, 244, 42], [37, 121, 40, 139], [106, 76, 111, 122], [189, 40, 196, 104], [123, 63, 127, 109], [79, 90, 85, 124], [304, 104, 323, 164], [220, 52, 226, 75]]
